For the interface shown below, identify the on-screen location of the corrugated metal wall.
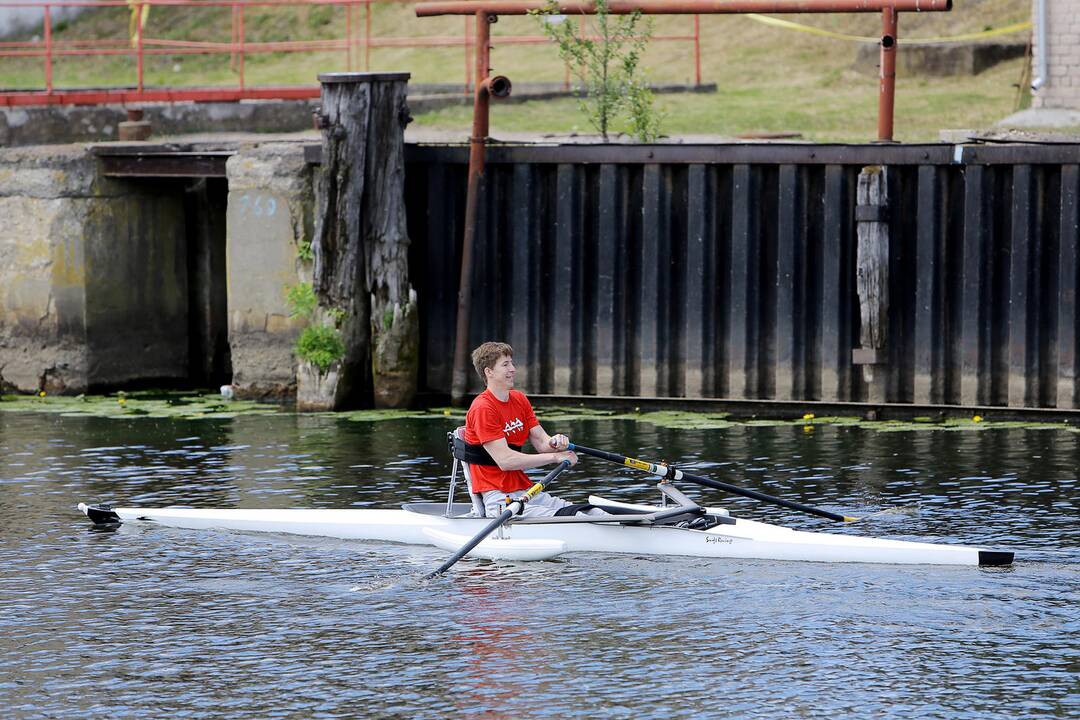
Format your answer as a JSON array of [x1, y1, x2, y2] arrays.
[[404, 144, 1080, 409]]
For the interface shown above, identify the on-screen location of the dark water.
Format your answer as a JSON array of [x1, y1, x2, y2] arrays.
[[1, 411, 1077, 719]]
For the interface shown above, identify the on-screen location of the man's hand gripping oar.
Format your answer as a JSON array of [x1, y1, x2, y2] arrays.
[[425, 459, 572, 579], [568, 444, 861, 523]]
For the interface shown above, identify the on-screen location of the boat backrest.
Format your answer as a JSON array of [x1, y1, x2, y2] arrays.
[[449, 427, 486, 518]]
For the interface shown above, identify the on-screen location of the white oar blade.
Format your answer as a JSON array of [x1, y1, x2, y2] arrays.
[[422, 527, 566, 562]]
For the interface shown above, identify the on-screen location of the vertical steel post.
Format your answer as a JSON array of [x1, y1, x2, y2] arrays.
[[463, 16, 471, 93], [693, 14, 701, 86], [346, 3, 352, 70], [877, 8, 897, 142], [230, 4, 237, 72], [136, 2, 144, 93], [365, 0, 372, 70], [238, 3, 246, 89], [43, 4, 52, 92], [450, 10, 493, 405]]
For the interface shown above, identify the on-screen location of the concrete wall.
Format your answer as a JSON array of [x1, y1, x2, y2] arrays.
[[83, 187, 189, 387], [0, 140, 313, 397], [0, 101, 321, 148], [1032, 0, 1080, 110], [0, 145, 189, 393], [225, 143, 313, 399]]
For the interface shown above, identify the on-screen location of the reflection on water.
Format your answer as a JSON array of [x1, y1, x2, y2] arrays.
[[0, 411, 1077, 719]]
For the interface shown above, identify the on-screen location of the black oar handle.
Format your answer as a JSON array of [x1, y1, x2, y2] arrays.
[[569, 444, 855, 523], [427, 459, 572, 578]]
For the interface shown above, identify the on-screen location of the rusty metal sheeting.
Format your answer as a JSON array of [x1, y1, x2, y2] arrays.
[[404, 143, 1080, 410], [415, 0, 951, 17]]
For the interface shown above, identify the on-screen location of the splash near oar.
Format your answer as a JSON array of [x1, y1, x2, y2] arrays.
[[424, 459, 572, 579], [568, 444, 860, 523]]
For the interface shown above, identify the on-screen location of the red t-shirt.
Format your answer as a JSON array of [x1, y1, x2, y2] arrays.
[[463, 389, 540, 493]]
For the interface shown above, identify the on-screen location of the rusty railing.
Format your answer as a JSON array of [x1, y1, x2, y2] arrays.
[[0, 0, 704, 106]]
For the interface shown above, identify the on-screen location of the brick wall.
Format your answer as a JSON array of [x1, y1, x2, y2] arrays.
[[1032, 0, 1080, 109]]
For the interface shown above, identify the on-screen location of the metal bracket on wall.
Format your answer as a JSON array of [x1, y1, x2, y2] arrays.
[[852, 347, 887, 365], [855, 204, 889, 223]]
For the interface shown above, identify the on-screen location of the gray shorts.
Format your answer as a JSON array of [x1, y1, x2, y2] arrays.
[[480, 489, 606, 518]]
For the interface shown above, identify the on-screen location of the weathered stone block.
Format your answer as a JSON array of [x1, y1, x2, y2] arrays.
[[0, 193, 90, 392], [0, 145, 191, 393], [226, 143, 314, 399]]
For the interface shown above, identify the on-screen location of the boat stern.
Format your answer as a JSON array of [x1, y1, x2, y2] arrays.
[[978, 550, 1015, 566], [77, 503, 121, 525]]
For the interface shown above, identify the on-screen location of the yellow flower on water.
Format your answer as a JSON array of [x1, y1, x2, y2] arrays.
[[442, 409, 451, 416], [803, 413, 815, 422], [118, 398, 126, 405], [38, 391, 46, 398], [803, 425, 815, 434], [972, 415, 983, 423]]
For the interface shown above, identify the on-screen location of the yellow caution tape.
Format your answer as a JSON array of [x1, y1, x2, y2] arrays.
[[126, 0, 150, 49], [745, 14, 1032, 45]]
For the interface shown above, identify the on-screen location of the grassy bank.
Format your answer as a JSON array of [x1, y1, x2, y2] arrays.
[[0, 0, 1032, 141]]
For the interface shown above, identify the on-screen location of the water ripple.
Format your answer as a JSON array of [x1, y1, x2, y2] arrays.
[[0, 413, 1077, 719]]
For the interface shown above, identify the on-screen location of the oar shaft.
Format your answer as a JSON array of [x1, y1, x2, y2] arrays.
[[428, 507, 515, 577], [569, 444, 854, 523], [427, 459, 571, 578]]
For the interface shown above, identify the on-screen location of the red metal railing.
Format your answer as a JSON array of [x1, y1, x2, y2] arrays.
[[0, 0, 703, 106]]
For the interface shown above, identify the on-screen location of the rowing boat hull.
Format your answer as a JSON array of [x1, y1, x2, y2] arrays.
[[77, 503, 1012, 566]]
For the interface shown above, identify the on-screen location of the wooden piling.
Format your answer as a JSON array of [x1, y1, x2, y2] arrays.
[[313, 71, 418, 409], [854, 165, 889, 403]]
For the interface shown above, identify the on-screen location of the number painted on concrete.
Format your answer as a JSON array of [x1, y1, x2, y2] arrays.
[[237, 193, 278, 218]]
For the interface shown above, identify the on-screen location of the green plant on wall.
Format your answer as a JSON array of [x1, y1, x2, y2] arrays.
[[296, 238, 314, 263], [295, 325, 346, 373], [285, 282, 318, 319], [285, 281, 345, 373], [531, 0, 662, 141]]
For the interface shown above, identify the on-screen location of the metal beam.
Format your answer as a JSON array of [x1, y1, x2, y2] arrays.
[[95, 150, 232, 177], [416, 0, 950, 16]]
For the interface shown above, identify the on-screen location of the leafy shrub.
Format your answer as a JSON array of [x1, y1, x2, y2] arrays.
[[531, 0, 662, 141], [296, 325, 345, 373], [285, 282, 318, 319]]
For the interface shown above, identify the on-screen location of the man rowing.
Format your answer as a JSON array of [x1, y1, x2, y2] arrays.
[[463, 341, 603, 518]]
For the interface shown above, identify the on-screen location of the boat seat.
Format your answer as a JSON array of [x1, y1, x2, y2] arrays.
[[447, 427, 487, 518]]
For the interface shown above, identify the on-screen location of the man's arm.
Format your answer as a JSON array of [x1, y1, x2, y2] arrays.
[[528, 424, 570, 452], [483, 436, 577, 471]]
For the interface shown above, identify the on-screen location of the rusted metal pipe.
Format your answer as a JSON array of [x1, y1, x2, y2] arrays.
[[42, 4, 51, 91], [451, 9, 509, 405], [416, 0, 951, 17], [878, 8, 897, 141]]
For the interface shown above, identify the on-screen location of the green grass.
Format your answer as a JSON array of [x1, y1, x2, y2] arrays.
[[414, 59, 1027, 142], [0, 0, 1034, 141]]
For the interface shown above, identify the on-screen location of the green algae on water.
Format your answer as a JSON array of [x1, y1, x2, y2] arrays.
[[0, 393, 281, 420], [3, 393, 1079, 431], [336, 409, 443, 422]]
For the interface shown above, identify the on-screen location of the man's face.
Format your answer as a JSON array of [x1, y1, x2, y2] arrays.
[[485, 354, 515, 388]]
